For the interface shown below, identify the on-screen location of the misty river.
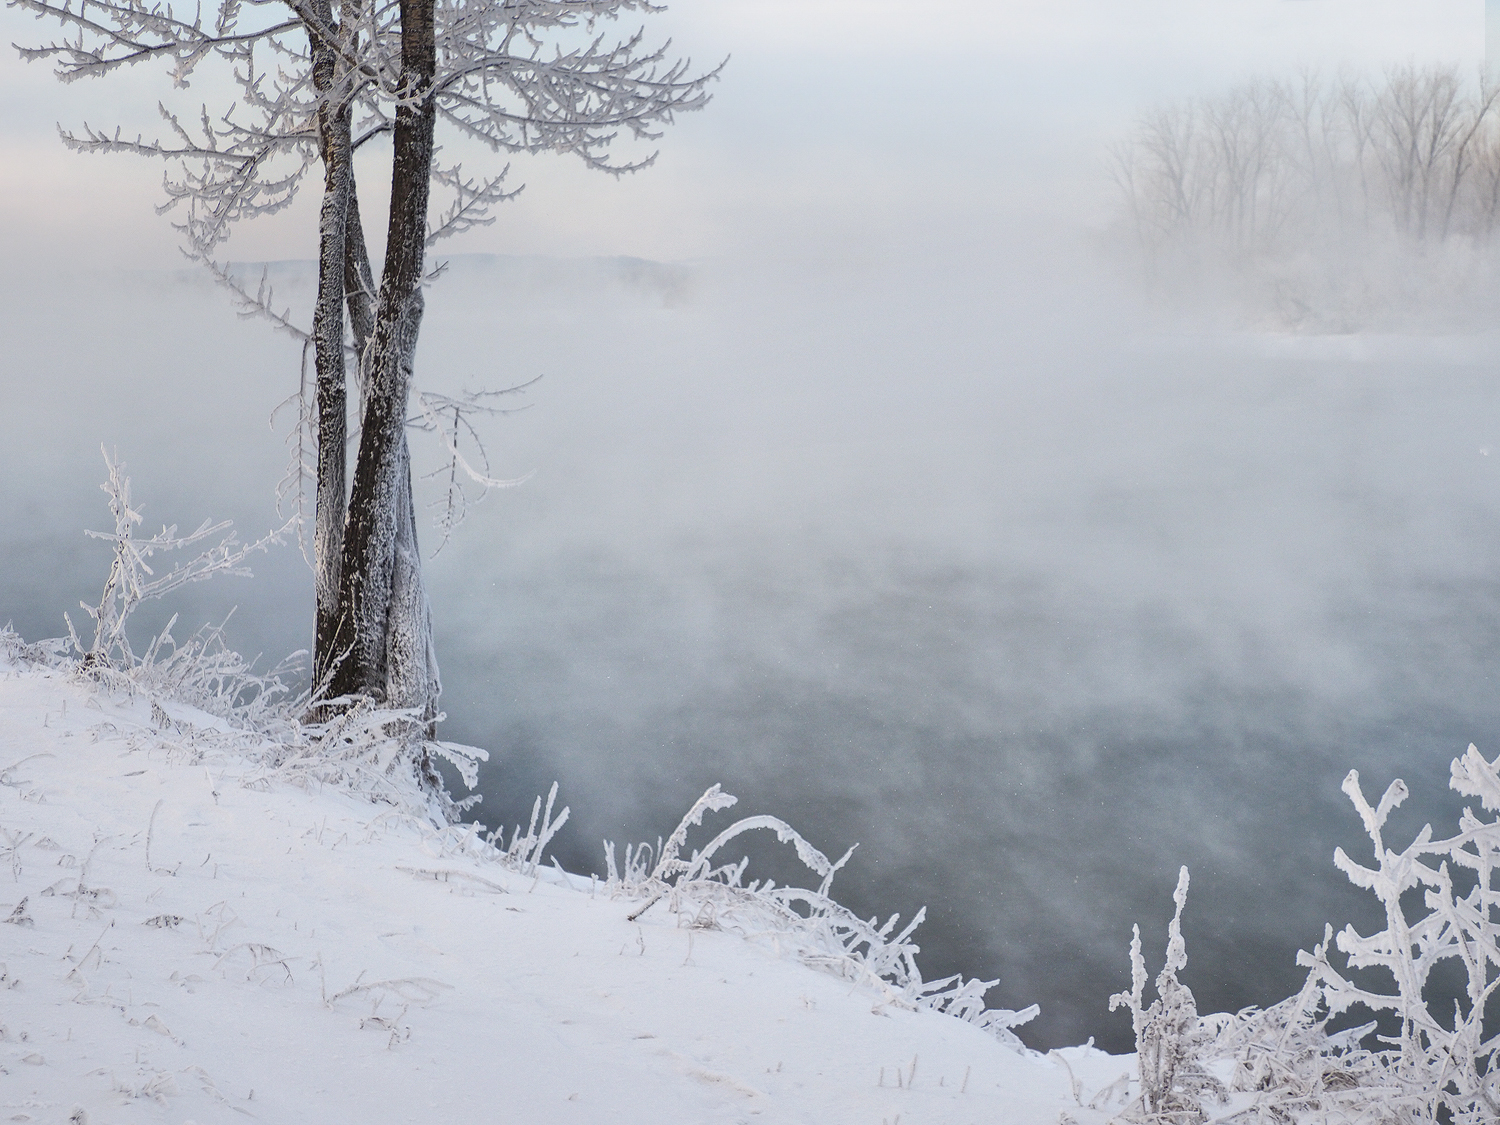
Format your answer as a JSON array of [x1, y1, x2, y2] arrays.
[[4, 243, 1498, 1051]]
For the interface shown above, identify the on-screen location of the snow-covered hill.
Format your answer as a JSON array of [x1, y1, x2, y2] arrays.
[[0, 652, 1125, 1123]]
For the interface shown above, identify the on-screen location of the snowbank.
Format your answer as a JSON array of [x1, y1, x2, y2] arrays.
[[0, 654, 1122, 1122]]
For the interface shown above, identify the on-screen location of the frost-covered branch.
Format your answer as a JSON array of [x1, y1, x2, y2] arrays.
[[430, 24, 721, 173], [410, 380, 538, 555], [11, 0, 301, 84], [425, 160, 520, 245], [209, 260, 311, 340]]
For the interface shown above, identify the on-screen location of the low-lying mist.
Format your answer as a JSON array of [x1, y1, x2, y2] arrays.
[[419, 248, 1500, 1050], [5, 208, 1499, 1051]]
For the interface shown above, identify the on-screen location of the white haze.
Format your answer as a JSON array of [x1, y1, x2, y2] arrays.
[[0, 0, 1496, 1051]]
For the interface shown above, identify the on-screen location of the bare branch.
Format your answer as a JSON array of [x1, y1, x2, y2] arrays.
[[408, 382, 539, 555]]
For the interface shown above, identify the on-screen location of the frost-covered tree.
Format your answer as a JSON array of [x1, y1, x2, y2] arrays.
[[14, 0, 717, 752]]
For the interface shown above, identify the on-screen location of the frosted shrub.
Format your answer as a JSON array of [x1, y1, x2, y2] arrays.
[[1304, 752, 1500, 1123], [1111, 884, 1388, 1125], [1113, 746, 1500, 1125]]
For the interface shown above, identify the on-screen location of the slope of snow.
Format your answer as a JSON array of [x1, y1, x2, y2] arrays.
[[0, 655, 1128, 1122]]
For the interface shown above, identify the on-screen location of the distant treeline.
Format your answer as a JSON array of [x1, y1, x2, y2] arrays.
[[1113, 65, 1500, 326]]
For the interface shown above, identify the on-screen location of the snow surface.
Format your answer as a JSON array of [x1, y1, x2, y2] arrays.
[[0, 655, 1130, 1122]]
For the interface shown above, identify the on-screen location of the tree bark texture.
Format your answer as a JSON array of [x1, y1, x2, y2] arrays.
[[328, 0, 439, 718], [310, 0, 353, 690]]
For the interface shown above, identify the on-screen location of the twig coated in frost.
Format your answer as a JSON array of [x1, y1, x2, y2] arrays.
[[325, 976, 451, 1007], [610, 784, 1038, 1049]]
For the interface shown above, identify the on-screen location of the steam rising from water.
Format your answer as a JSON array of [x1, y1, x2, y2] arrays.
[[421, 251, 1500, 1049], [5, 231, 1500, 1049]]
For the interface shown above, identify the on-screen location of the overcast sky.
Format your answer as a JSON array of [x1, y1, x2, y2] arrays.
[[0, 0, 1483, 270]]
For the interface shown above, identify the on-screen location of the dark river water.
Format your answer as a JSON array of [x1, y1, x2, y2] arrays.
[[4, 252, 1499, 1051]]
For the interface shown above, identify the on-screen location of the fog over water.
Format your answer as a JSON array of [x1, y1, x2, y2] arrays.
[[2, 0, 1496, 1053], [8, 242, 1500, 1049]]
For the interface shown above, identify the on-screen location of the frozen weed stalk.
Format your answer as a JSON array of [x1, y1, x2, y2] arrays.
[[72, 449, 283, 665], [1108, 868, 1225, 1125]]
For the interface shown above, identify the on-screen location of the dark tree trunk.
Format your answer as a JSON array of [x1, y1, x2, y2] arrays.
[[328, 0, 439, 717], [310, 0, 353, 691]]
